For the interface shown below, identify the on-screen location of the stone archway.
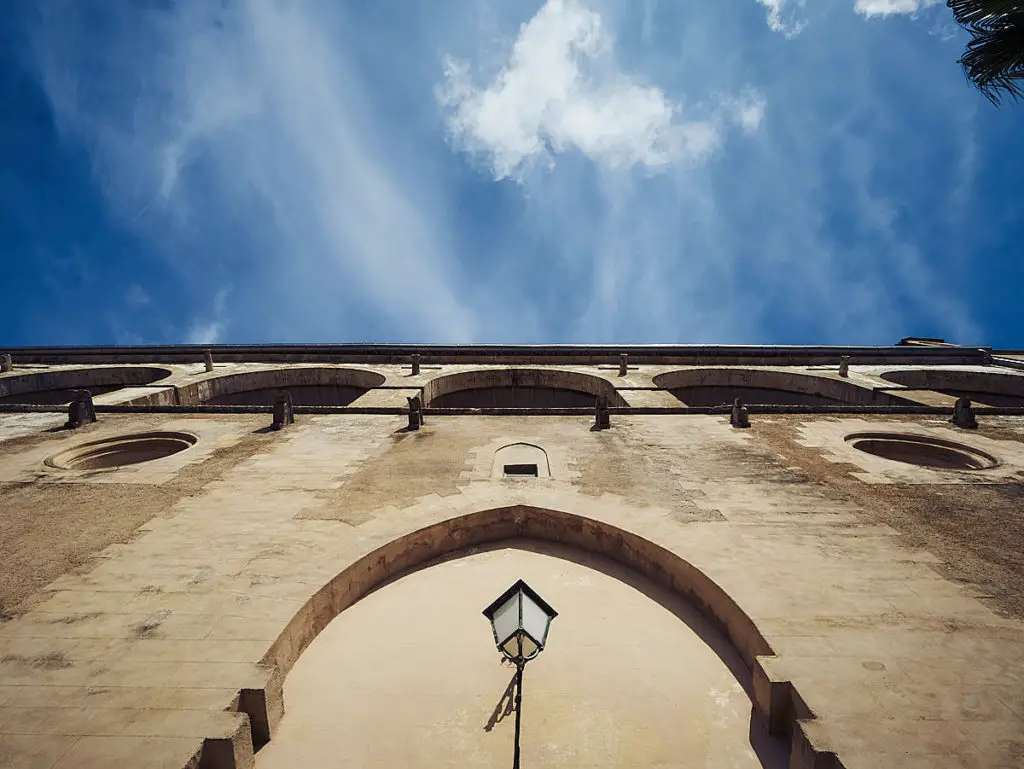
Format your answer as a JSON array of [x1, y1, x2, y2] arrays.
[[421, 369, 628, 408], [255, 539, 789, 768], [262, 506, 770, 679], [0, 366, 171, 404], [653, 367, 911, 406], [879, 367, 1024, 407], [240, 506, 807, 768], [177, 367, 385, 406]]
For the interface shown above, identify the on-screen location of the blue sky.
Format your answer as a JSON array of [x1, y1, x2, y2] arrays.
[[1, 0, 1022, 347]]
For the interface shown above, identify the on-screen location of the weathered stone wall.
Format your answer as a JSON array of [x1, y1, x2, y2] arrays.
[[1, 356, 1024, 769]]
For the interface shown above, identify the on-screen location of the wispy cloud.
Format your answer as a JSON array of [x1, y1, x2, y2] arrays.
[[755, 0, 943, 35], [755, 0, 808, 37], [186, 286, 231, 345], [30, 1, 477, 343], [14, 0, 993, 347]]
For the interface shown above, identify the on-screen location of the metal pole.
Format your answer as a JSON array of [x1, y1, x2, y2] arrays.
[[513, 659, 524, 769]]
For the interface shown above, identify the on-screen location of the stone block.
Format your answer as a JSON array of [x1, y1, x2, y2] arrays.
[[50, 736, 202, 769], [0, 734, 78, 769]]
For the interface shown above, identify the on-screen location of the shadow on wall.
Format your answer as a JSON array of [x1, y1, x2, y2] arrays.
[[466, 540, 789, 769], [653, 368, 914, 407], [880, 369, 1024, 407], [423, 369, 627, 408], [0, 367, 171, 405], [178, 367, 385, 407]]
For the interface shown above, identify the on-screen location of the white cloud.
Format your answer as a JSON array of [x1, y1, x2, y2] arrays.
[[438, 0, 764, 181], [725, 93, 767, 134], [757, 0, 942, 34], [467, 0, 980, 345], [854, 0, 941, 16], [756, 0, 808, 37]]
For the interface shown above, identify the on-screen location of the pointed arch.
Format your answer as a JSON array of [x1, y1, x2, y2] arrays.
[[250, 505, 808, 760], [266, 505, 771, 673], [256, 537, 791, 769]]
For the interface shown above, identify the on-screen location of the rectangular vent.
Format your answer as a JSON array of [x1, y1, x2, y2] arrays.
[[503, 463, 539, 478]]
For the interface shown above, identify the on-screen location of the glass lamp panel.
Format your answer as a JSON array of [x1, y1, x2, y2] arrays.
[[519, 633, 539, 659], [491, 592, 521, 647], [520, 591, 552, 647], [500, 633, 523, 659]]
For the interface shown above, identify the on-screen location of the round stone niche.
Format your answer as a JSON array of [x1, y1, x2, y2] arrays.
[[844, 432, 997, 471], [46, 432, 197, 471]]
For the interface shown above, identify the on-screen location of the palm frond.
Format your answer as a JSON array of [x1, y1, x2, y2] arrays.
[[948, 1, 1023, 27], [948, 2, 1024, 104]]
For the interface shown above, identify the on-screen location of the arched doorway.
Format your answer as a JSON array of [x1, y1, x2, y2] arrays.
[[255, 539, 787, 768]]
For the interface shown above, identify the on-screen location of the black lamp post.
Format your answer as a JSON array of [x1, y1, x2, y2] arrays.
[[482, 580, 558, 769]]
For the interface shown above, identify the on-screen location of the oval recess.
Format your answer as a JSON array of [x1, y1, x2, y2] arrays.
[[844, 432, 997, 471], [46, 431, 198, 471]]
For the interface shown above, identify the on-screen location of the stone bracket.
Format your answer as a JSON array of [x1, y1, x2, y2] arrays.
[[407, 395, 424, 430], [66, 389, 97, 428], [271, 391, 295, 431]]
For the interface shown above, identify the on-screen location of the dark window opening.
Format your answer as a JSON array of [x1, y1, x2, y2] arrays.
[[503, 464, 539, 478]]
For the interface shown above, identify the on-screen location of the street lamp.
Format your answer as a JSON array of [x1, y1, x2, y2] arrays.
[[483, 580, 558, 769]]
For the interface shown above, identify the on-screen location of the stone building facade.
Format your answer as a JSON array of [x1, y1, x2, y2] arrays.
[[1, 340, 1023, 769]]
